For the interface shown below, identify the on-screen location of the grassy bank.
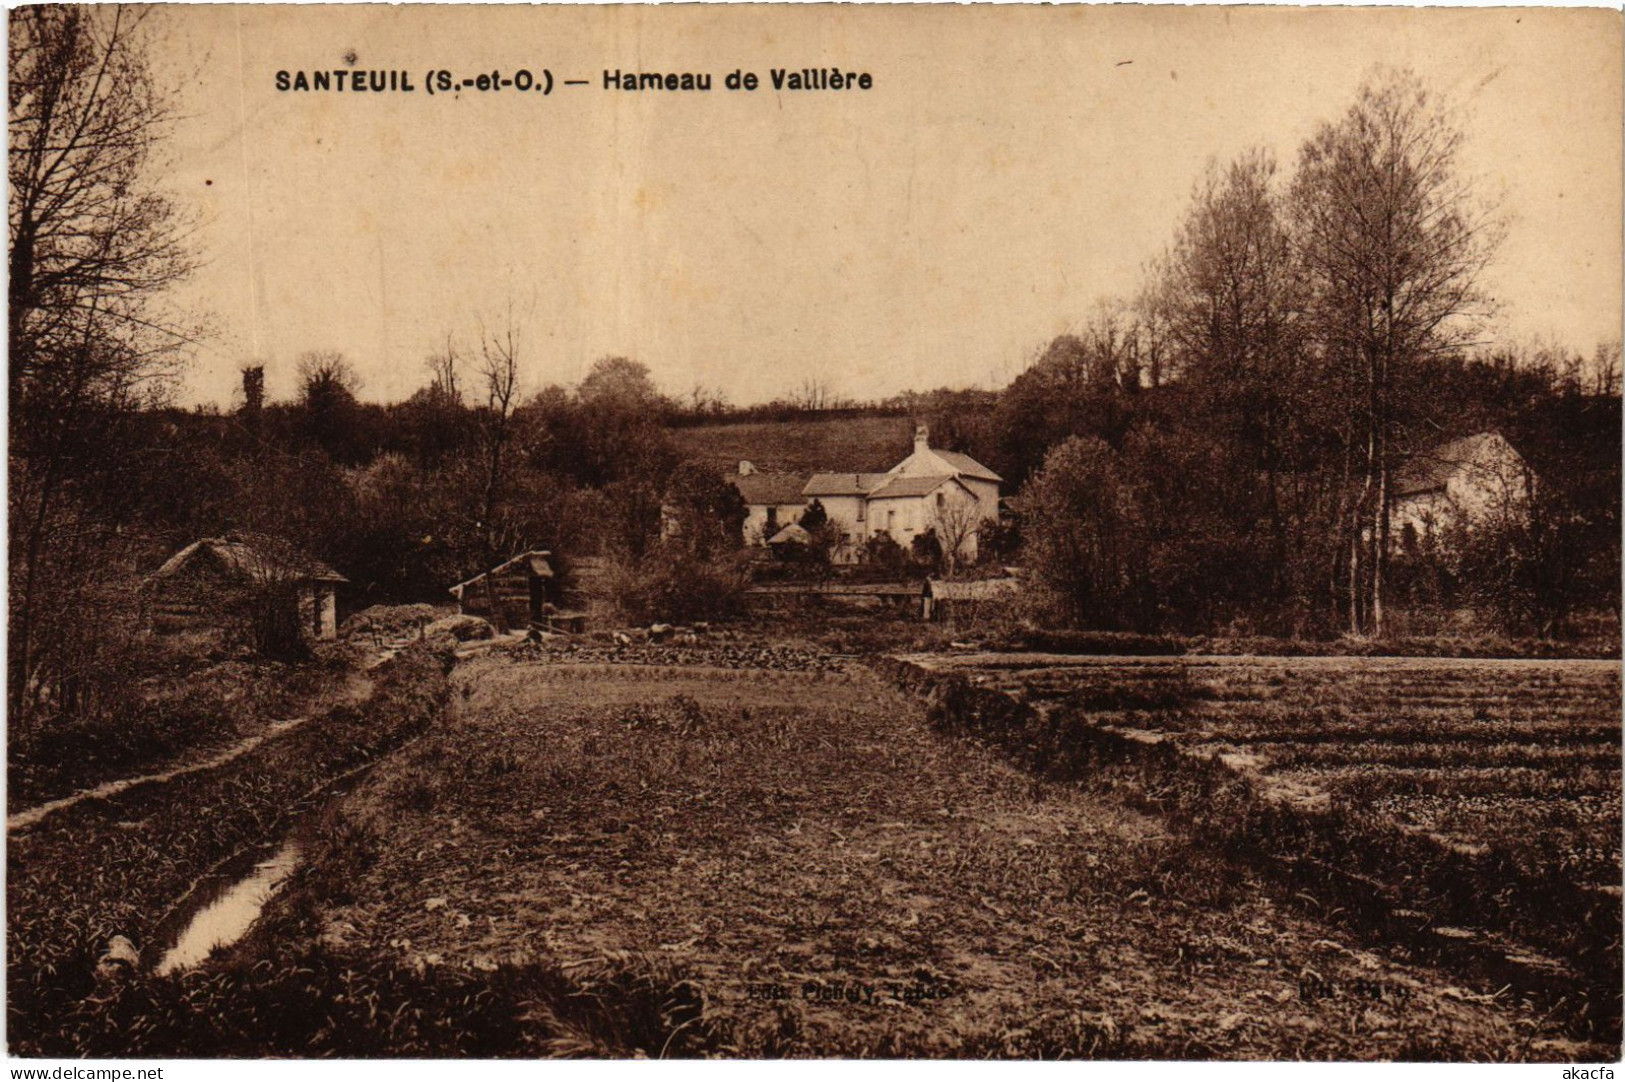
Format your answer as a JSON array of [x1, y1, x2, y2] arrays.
[[7, 643, 452, 1057], [8, 646, 367, 814], [996, 627, 1622, 661]]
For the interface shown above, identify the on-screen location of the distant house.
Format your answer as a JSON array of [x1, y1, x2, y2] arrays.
[[145, 534, 347, 641], [732, 462, 812, 545], [804, 426, 1002, 563], [449, 550, 558, 631], [1392, 432, 1533, 548]]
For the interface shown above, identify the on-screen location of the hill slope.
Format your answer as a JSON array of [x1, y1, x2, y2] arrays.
[[669, 415, 917, 475]]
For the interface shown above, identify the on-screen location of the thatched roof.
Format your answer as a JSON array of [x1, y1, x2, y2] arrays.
[[148, 534, 347, 587], [449, 550, 554, 600]]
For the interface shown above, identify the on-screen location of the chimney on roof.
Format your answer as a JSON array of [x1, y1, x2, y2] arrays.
[[915, 424, 930, 453]]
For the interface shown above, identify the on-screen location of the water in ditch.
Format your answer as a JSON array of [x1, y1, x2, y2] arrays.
[[153, 841, 302, 976]]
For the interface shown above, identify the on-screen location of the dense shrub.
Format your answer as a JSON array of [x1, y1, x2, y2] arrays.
[[604, 551, 750, 625]]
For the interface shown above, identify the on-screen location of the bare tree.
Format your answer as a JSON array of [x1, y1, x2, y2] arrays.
[[1155, 148, 1318, 607], [9, 6, 198, 405], [475, 310, 523, 564], [295, 350, 363, 461], [794, 376, 831, 411], [1592, 339, 1622, 398], [9, 5, 199, 720], [296, 350, 361, 403], [426, 333, 461, 406], [932, 489, 984, 577], [1290, 67, 1503, 636]]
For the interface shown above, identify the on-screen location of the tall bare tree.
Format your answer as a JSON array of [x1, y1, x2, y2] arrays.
[[9, 5, 198, 719], [475, 311, 523, 564], [1290, 67, 1503, 635], [1155, 148, 1319, 605], [426, 333, 461, 406]]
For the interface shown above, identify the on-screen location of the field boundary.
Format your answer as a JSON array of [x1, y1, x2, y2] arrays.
[[876, 653, 1622, 1043], [8, 714, 319, 834]]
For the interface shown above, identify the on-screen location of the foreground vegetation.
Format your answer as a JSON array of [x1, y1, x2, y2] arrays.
[[7, 643, 365, 815], [6, 644, 452, 1057], [29, 646, 1606, 1059]]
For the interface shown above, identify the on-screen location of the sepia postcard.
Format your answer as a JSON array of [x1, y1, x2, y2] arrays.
[[6, 2, 1622, 1072]]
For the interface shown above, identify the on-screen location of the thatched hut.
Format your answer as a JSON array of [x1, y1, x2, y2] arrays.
[[144, 534, 348, 641], [921, 577, 1021, 626]]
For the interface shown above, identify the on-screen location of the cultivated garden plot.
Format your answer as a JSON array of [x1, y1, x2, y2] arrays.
[[892, 652, 1622, 1041], [912, 654, 1621, 886], [188, 650, 1609, 1059]]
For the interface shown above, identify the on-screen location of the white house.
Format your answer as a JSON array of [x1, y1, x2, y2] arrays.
[[1392, 432, 1533, 549], [803, 426, 1002, 563], [732, 462, 812, 546]]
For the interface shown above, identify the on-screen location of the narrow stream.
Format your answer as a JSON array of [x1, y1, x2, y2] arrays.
[[154, 841, 302, 976], [147, 724, 433, 978]]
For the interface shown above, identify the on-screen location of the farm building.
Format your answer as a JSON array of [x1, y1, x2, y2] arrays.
[[449, 550, 570, 632], [1392, 432, 1534, 548], [144, 534, 347, 641]]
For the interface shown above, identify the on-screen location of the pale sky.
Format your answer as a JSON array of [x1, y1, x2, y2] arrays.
[[149, 4, 1623, 408]]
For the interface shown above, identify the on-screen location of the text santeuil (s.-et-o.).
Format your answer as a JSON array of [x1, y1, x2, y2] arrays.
[[273, 67, 874, 96]]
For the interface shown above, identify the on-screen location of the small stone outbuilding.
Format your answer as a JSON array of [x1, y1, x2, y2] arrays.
[[145, 534, 347, 641]]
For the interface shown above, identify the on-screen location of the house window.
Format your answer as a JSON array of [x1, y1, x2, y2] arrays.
[[766, 507, 778, 530], [936, 492, 945, 510], [857, 502, 865, 522], [887, 509, 896, 531]]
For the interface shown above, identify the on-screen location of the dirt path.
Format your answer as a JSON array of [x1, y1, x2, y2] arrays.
[[289, 655, 1590, 1059], [7, 672, 375, 835]]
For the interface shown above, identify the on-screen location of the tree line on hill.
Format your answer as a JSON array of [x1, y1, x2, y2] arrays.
[[8, 11, 1618, 749]]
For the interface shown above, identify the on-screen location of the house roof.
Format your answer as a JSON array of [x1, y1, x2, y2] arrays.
[[150, 534, 347, 586], [767, 523, 812, 545], [733, 472, 809, 506], [930, 449, 1002, 483], [803, 472, 890, 497], [449, 550, 553, 599], [1395, 433, 1515, 497], [867, 474, 963, 500]]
